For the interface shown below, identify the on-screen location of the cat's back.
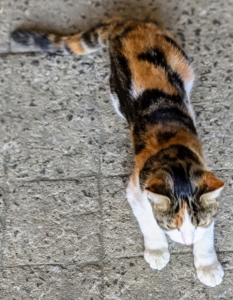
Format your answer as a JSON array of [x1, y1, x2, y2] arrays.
[[110, 20, 194, 99]]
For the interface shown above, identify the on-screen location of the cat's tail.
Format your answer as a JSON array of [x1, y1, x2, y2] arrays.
[[11, 19, 123, 55]]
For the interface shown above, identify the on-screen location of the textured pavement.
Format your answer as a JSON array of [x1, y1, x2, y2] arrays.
[[0, 0, 233, 299]]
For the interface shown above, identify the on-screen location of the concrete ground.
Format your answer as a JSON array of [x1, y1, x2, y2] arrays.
[[0, 0, 233, 299]]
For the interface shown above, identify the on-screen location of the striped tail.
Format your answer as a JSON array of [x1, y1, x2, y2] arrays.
[[11, 19, 121, 55]]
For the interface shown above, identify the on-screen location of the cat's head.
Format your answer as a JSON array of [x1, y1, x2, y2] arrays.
[[146, 169, 224, 245]]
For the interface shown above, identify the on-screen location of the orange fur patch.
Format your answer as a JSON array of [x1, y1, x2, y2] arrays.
[[146, 177, 164, 192], [119, 21, 193, 95], [121, 24, 178, 95], [199, 171, 224, 192], [174, 202, 186, 228], [132, 124, 205, 172], [66, 34, 86, 54], [157, 35, 194, 84]]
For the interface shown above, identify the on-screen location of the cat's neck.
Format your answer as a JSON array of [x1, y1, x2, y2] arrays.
[[131, 125, 206, 172]]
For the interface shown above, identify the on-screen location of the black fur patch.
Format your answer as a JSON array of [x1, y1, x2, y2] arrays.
[[110, 52, 134, 122], [134, 143, 145, 155], [64, 45, 73, 55], [157, 131, 177, 143], [138, 48, 185, 96], [11, 30, 33, 46], [11, 30, 51, 51], [138, 48, 166, 68], [137, 89, 182, 111], [139, 145, 201, 192], [132, 121, 146, 136], [114, 25, 135, 41], [143, 107, 196, 135], [33, 33, 51, 51], [167, 71, 185, 96], [148, 183, 170, 197], [82, 29, 99, 48], [170, 163, 194, 200]]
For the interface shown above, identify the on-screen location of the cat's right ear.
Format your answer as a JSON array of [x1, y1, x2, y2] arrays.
[[146, 190, 170, 209], [145, 177, 170, 209]]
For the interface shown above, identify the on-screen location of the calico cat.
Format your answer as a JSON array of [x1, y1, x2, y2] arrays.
[[11, 18, 225, 287]]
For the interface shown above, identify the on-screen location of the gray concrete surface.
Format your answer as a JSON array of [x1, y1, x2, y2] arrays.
[[0, 0, 233, 299]]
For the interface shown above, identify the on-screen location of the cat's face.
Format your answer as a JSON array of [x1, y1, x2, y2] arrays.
[[165, 207, 215, 245], [146, 170, 224, 245], [150, 201, 218, 245]]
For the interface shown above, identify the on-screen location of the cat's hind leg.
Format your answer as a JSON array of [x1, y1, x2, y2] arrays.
[[126, 176, 170, 270]]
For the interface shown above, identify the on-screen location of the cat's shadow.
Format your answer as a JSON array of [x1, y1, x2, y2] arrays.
[[12, 0, 173, 37], [10, 0, 182, 177]]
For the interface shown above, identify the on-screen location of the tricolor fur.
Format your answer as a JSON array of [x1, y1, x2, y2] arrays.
[[11, 18, 225, 287]]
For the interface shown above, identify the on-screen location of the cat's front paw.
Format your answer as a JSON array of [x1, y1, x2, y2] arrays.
[[196, 262, 224, 287], [144, 248, 170, 270]]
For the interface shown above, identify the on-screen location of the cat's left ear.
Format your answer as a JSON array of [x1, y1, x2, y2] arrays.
[[199, 171, 224, 202]]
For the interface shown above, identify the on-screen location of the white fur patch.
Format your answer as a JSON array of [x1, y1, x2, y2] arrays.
[[183, 78, 196, 123], [110, 93, 125, 119], [184, 80, 194, 98], [180, 208, 195, 245], [186, 99, 196, 124], [129, 82, 143, 100], [80, 39, 99, 54], [166, 209, 206, 245]]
